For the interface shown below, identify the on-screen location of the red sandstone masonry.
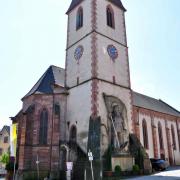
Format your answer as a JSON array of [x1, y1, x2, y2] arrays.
[[133, 106, 180, 161], [129, 90, 134, 132], [176, 119, 180, 151], [135, 125, 140, 140], [18, 94, 66, 172], [151, 115, 158, 158], [133, 107, 140, 139], [91, 0, 99, 118], [132, 107, 137, 134], [18, 115, 27, 170], [137, 107, 178, 122], [123, 9, 133, 132], [65, 14, 70, 87], [166, 125, 173, 165]]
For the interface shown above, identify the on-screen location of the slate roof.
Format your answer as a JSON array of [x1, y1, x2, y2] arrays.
[[10, 109, 23, 123], [23, 65, 65, 99], [66, 0, 83, 14], [0, 126, 10, 135], [66, 0, 126, 14], [108, 0, 126, 11], [133, 91, 180, 117]]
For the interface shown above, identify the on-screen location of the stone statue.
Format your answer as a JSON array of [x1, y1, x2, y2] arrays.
[[110, 104, 128, 152], [103, 93, 129, 153], [112, 105, 125, 147]]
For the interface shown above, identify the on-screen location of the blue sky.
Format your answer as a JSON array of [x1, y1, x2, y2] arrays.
[[0, 0, 180, 129]]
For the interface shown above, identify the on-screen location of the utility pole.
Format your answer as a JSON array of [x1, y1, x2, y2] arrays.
[[36, 154, 40, 180]]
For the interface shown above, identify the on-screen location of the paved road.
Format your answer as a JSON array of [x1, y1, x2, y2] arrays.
[[127, 166, 180, 180], [0, 167, 180, 180]]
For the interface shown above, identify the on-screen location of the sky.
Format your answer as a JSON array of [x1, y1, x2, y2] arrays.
[[0, 0, 180, 129]]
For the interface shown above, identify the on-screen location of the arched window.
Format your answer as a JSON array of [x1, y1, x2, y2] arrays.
[[142, 119, 149, 149], [107, 6, 115, 28], [70, 126, 77, 143], [39, 109, 48, 145], [171, 125, 176, 150], [76, 7, 83, 30], [25, 105, 35, 145], [158, 122, 164, 150], [54, 104, 60, 116]]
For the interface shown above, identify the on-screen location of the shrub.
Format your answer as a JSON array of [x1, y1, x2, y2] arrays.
[[133, 164, 140, 173], [5, 161, 14, 171], [114, 165, 121, 176], [0, 153, 9, 165]]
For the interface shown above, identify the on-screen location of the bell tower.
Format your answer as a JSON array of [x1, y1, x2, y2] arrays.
[[65, 0, 133, 156]]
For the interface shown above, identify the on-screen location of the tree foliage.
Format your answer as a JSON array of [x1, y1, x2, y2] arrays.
[[0, 152, 10, 165]]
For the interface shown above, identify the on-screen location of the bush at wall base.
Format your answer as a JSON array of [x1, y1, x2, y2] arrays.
[[132, 164, 140, 175], [114, 165, 121, 177]]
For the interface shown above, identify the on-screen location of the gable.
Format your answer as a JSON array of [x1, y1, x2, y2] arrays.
[[23, 65, 65, 99]]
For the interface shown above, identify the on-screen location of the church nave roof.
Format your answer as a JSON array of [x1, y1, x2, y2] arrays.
[[23, 65, 65, 99], [133, 91, 180, 117]]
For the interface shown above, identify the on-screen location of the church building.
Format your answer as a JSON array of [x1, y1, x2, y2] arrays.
[[12, 0, 180, 179]]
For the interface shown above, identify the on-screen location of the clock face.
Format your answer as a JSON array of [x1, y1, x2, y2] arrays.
[[107, 45, 118, 60], [74, 45, 84, 60]]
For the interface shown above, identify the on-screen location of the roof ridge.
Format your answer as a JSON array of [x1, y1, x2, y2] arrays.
[[159, 99, 180, 114], [22, 65, 65, 99], [50, 65, 65, 70], [133, 91, 159, 101], [132, 91, 180, 117], [0, 125, 10, 135], [51, 65, 58, 86], [51, 65, 65, 87]]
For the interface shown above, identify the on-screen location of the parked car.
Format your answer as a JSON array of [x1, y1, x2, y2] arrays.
[[150, 158, 169, 171]]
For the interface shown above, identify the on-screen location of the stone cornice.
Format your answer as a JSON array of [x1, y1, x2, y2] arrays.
[[133, 106, 179, 122]]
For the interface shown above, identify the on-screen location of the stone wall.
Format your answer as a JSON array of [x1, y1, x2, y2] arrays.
[[133, 106, 180, 165], [66, 81, 92, 153], [96, 0, 126, 46], [18, 93, 67, 174]]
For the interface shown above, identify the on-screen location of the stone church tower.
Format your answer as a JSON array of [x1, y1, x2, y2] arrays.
[[11, 1, 180, 179], [66, 0, 133, 158]]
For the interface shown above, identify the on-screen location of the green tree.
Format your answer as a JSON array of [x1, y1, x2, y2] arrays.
[[0, 152, 10, 165]]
